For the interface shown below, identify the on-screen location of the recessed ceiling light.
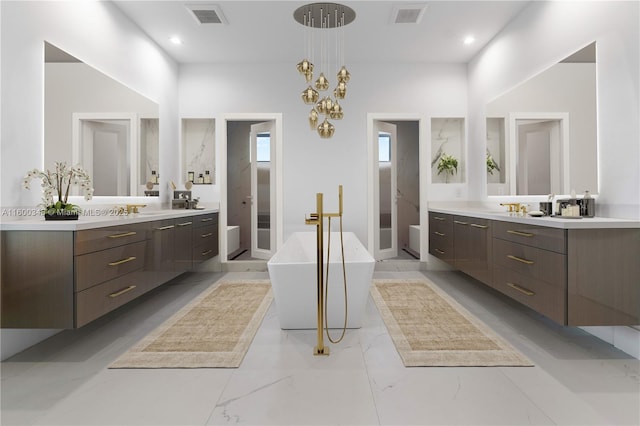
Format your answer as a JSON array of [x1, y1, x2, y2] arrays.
[[169, 36, 183, 45], [463, 36, 475, 45]]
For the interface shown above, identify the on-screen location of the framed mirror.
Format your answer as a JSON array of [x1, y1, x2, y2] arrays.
[[486, 42, 597, 196], [44, 42, 159, 197]]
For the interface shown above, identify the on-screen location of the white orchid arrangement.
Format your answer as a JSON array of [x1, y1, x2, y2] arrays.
[[23, 162, 94, 215]]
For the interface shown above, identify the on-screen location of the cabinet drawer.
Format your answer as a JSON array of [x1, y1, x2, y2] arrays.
[[194, 213, 218, 228], [493, 220, 566, 253], [493, 266, 566, 324], [75, 271, 151, 327], [493, 238, 566, 288], [75, 240, 146, 291], [429, 212, 453, 235], [193, 224, 218, 248], [193, 224, 218, 261], [428, 234, 454, 264], [75, 223, 148, 255]]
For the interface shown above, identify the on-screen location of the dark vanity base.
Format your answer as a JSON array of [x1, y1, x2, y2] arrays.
[[428, 210, 639, 326], [1, 212, 219, 329]]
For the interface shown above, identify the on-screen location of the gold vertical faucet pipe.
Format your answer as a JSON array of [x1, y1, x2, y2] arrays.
[[314, 192, 327, 355], [305, 185, 347, 356]]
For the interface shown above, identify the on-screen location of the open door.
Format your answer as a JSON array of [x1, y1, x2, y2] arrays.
[[250, 121, 276, 260], [374, 121, 398, 260]]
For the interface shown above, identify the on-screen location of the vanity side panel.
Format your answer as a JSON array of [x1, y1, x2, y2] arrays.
[[568, 229, 640, 326], [1, 231, 74, 328]]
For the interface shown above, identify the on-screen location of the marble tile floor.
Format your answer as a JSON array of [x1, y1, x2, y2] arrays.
[[1, 269, 638, 425]]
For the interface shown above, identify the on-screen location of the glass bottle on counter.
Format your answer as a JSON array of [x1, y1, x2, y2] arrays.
[[204, 170, 211, 184]]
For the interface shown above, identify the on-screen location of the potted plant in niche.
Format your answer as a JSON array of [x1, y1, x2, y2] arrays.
[[436, 153, 458, 183], [23, 162, 93, 220], [486, 151, 500, 175]]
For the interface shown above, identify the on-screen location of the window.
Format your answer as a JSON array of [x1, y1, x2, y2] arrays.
[[379, 133, 391, 162], [256, 133, 271, 162]]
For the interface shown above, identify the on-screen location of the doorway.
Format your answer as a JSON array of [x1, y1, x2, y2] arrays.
[[223, 116, 281, 264], [508, 113, 569, 196], [72, 113, 137, 196], [368, 116, 421, 262]]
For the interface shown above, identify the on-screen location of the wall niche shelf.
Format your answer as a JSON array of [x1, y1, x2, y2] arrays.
[[431, 117, 465, 184], [181, 118, 215, 186]]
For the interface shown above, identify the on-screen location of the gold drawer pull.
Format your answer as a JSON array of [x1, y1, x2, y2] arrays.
[[201, 218, 213, 222], [470, 223, 488, 229], [155, 225, 175, 231], [108, 231, 136, 239], [507, 230, 534, 237], [434, 231, 445, 236], [433, 216, 446, 221], [507, 254, 534, 265], [109, 285, 137, 298], [507, 282, 535, 296], [201, 232, 213, 238], [435, 249, 445, 254], [454, 220, 468, 225], [108, 256, 137, 266], [201, 249, 213, 256], [177, 221, 193, 226]]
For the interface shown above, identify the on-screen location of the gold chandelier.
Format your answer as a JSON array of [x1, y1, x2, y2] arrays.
[[294, 3, 355, 138]]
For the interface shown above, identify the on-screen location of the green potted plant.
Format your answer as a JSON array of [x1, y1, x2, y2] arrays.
[[486, 152, 500, 175], [23, 162, 93, 220], [437, 153, 458, 183]]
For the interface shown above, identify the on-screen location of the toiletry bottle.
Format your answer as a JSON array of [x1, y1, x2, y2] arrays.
[[188, 171, 195, 182], [204, 170, 211, 184], [198, 173, 204, 184], [151, 170, 158, 184]]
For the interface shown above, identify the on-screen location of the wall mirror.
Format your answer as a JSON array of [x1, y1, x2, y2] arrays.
[[44, 42, 159, 197], [486, 42, 597, 196]]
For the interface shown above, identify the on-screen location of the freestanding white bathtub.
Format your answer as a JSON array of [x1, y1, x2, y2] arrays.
[[267, 232, 375, 329]]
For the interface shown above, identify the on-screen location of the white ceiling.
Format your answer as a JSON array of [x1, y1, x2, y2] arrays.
[[112, 1, 530, 64]]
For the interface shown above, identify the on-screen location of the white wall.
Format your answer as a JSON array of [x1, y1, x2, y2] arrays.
[[0, 1, 178, 360], [468, 0, 639, 357], [179, 62, 468, 245]]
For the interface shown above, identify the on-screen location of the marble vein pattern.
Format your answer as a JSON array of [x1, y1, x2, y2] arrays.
[[183, 119, 215, 184], [1, 270, 638, 425]]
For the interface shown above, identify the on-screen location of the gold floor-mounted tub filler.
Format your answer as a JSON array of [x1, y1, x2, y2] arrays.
[[304, 185, 349, 356]]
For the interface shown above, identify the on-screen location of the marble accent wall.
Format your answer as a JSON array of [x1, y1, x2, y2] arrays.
[[431, 117, 465, 184], [486, 117, 506, 191], [140, 118, 159, 186], [182, 118, 215, 185]]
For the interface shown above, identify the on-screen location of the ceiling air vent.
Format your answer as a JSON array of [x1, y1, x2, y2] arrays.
[[186, 3, 228, 25], [391, 4, 427, 24]]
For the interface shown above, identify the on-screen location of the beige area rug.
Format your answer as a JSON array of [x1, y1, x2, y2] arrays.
[[110, 280, 272, 368], [371, 279, 533, 367]]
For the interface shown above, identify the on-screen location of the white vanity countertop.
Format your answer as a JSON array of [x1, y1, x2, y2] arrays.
[[0, 207, 219, 231], [428, 206, 640, 229]]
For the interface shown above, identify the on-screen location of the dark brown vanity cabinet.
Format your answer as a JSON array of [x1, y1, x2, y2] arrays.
[[1, 211, 220, 329], [174, 218, 195, 272], [453, 215, 492, 285], [567, 228, 640, 326], [193, 213, 219, 265], [428, 212, 454, 264], [427, 210, 639, 326], [74, 223, 150, 327], [148, 218, 178, 285], [491, 221, 567, 324]]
